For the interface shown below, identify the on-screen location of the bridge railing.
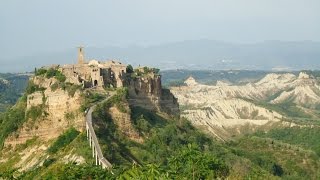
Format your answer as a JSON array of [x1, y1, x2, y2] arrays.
[[85, 104, 112, 169]]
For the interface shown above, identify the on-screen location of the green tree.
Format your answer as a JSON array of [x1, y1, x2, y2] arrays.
[[35, 68, 47, 76], [126, 65, 134, 73], [167, 144, 229, 179]]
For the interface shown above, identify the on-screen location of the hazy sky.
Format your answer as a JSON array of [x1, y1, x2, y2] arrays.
[[1, 0, 319, 59]]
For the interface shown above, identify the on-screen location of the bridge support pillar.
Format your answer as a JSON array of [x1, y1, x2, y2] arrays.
[[95, 150, 98, 165], [92, 144, 95, 158], [86, 124, 89, 139]]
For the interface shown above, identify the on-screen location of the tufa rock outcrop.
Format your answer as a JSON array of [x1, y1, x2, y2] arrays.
[[127, 67, 179, 116], [5, 76, 84, 147]]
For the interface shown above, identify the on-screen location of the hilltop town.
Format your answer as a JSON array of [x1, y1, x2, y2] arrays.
[[60, 47, 127, 88], [3, 48, 179, 147]]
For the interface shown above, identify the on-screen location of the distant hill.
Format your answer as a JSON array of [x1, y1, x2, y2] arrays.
[[2, 40, 320, 72], [0, 74, 29, 112], [160, 69, 271, 87]]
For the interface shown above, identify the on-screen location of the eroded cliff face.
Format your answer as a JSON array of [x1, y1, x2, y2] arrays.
[[127, 74, 179, 116], [4, 76, 84, 147], [108, 104, 143, 143], [171, 72, 318, 140]]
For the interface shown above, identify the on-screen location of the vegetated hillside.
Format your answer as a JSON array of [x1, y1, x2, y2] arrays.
[[0, 73, 29, 112], [6, 88, 318, 179], [1, 68, 320, 179], [171, 71, 320, 140], [90, 89, 320, 179]]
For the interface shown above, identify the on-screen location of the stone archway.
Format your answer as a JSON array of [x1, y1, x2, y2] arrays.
[[94, 80, 98, 86]]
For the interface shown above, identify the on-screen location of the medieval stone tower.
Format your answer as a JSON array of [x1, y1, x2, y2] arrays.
[[78, 47, 85, 64]]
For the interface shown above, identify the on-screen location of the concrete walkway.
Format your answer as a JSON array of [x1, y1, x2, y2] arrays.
[[85, 98, 112, 169]]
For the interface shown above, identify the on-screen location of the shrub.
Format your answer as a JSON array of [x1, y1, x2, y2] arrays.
[[80, 92, 105, 112], [26, 105, 43, 121], [50, 82, 59, 92], [47, 127, 79, 154], [64, 83, 82, 97], [43, 158, 56, 167], [46, 68, 57, 78], [143, 66, 149, 73], [136, 117, 151, 132], [126, 65, 134, 73], [56, 73, 66, 82], [64, 112, 75, 120], [42, 68, 66, 82], [35, 68, 47, 76], [104, 88, 128, 113], [25, 81, 46, 95], [153, 68, 160, 74]]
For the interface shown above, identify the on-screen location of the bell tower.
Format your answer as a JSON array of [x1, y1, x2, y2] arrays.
[[78, 46, 85, 64]]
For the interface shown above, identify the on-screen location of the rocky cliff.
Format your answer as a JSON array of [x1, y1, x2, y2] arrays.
[[127, 69, 179, 116], [4, 76, 84, 147], [108, 103, 143, 143]]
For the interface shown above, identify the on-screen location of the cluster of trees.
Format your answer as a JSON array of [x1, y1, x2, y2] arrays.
[[228, 134, 320, 179], [35, 68, 66, 82], [127, 65, 160, 79], [25, 81, 46, 95], [5, 163, 114, 180], [8, 144, 228, 179], [80, 91, 106, 112], [255, 127, 320, 156], [116, 144, 228, 179], [0, 95, 27, 148], [35, 68, 83, 97], [102, 88, 129, 113]]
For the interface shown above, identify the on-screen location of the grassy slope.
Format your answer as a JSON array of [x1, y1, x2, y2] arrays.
[[254, 127, 320, 156], [228, 136, 320, 179]]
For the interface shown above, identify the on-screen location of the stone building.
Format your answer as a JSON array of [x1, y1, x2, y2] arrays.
[[60, 47, 179, 116], [60, 47, 127, 88]]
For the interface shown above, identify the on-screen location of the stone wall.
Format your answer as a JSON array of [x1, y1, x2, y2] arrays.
[[61, 60, 126, 88]]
